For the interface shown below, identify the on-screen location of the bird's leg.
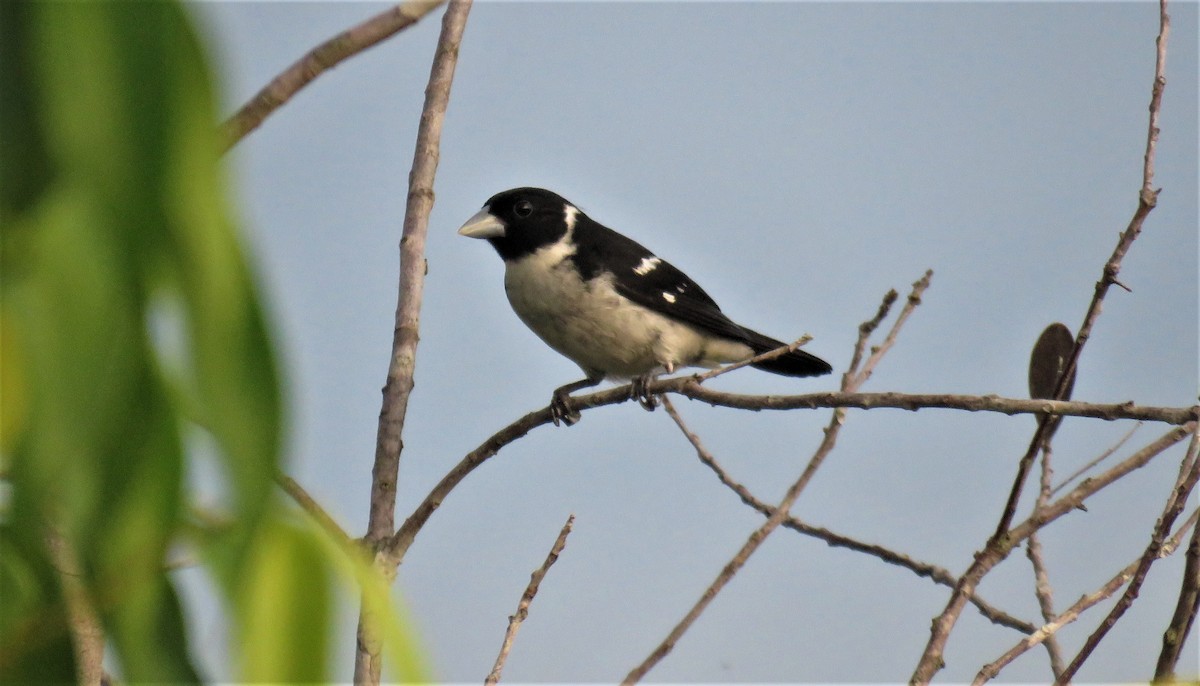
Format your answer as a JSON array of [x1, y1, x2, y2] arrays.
[[631, 371, 660, 412], [550, 375, 602, 427]]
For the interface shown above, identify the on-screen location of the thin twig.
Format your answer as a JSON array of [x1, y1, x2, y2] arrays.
[[355, 2, 473, 683], [621, 273, 931, 684], [974, 507, 1200, 684], [1154, 507, 1200, 682], [485, 515, 575, 685], [1051, 422, 1143, 496], [662, 396, 1036, 635], [385, 404, 547, 562], [912, 3, 1172, 678], [850, 271, 932, 388], [1025, 443, 1066, 678], [911, 421, 1195, 684], [1056, 428, 1200, 684], [847, 289, 900, 378], [218, 0, 446, 152], [275, 472, 356, 547], [693, 334, 812, 383]]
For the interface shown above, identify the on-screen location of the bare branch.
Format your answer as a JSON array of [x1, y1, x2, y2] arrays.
[[974, 507, 1200, 685], [366, 0, 469, 546], [1140, 0, 1171, 195], [662, 397, 1036, 635], [621, 273, 930, 684], [911, 3, 1173, 678], [1051, 422, 1143, 496], [1154, 508, 1200, 681], [485, 515, 575, 685], [218, 0, 446, 152], [911, 421, 1195, 684], [664, 388, 1195, 425], [356, 2, 473, 682], [847, 289, 899, 377], [384, 387, 1195, 570], [847, 270, 932, 390], [386, 405, 547, 562], [990, 0, 1171, 545], [1025, 443, 1066, 678], [1056, 429, 1200, 684]]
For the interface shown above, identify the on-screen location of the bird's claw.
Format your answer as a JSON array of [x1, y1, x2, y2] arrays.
[[550, 392, 581, 427], [631, 375, 658, 412]]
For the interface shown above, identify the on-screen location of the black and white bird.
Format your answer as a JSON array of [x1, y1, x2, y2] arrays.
[[458, 187, 832, 425]]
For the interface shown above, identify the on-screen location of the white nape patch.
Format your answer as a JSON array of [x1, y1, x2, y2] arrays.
[[633, 256, 662, 276], [563, 204, 580, 231], [662, 291, 677, 303]]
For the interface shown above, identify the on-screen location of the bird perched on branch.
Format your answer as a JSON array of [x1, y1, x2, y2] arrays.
[[458, 187, 831, 425]]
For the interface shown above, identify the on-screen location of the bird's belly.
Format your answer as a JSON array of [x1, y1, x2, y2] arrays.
[[504, 258, 737, 378]]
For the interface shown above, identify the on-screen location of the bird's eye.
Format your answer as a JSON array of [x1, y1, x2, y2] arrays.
[[513, 200, 534, 218]]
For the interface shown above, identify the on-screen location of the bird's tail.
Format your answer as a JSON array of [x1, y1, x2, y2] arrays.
[[744, 330, 832, 378]]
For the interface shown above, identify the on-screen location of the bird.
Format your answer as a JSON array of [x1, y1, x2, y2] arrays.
[[457, 187, 832, 425]]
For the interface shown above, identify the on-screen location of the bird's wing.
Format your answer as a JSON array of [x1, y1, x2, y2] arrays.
[[570, 219, 753, 343]]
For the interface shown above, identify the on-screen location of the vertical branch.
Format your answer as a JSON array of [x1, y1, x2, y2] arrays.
[[355, 1, 473, 683], [1024, 447, 1065, 679], [366, 0, 471, 547], [1154, 512, 1200, 682]]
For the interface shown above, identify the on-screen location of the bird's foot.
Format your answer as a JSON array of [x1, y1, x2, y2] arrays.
[[550, 390, 581, 427], [631, 374, 658, 412]]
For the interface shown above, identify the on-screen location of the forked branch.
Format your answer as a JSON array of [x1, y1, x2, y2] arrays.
[[621, 273, 931, 683]]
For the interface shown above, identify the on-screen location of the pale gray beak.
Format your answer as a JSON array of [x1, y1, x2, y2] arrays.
[[457, 207, 506, 239]]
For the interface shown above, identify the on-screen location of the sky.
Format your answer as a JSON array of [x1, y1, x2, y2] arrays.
[[191, 2, 1197, 682]]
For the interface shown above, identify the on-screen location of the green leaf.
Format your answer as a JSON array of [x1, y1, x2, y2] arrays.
[[236, 517, 333, 682], [2, 2, 430, 681], [1, 1, 282, 681]]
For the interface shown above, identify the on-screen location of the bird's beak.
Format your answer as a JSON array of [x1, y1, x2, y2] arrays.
[[457, 207, 506, 239]]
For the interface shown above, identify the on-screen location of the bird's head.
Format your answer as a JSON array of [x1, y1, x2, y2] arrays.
[[458, 187, 582, 261]]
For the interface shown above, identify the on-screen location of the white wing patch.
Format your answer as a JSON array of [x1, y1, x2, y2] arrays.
[[563, 204, 580, 231], [662, 291, 677, 303], [633, 256, 662, 276]]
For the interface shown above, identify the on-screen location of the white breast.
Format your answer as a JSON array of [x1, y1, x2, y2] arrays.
[[503, 241, 752, 378]]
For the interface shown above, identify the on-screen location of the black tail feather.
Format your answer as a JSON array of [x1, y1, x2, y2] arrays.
[[745, 331, 832, 378]]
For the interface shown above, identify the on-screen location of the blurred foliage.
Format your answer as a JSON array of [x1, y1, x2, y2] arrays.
[[0, 2, 424, 682]]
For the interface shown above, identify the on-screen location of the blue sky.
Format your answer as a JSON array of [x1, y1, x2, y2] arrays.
[[193, 2, 1197, 681]]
